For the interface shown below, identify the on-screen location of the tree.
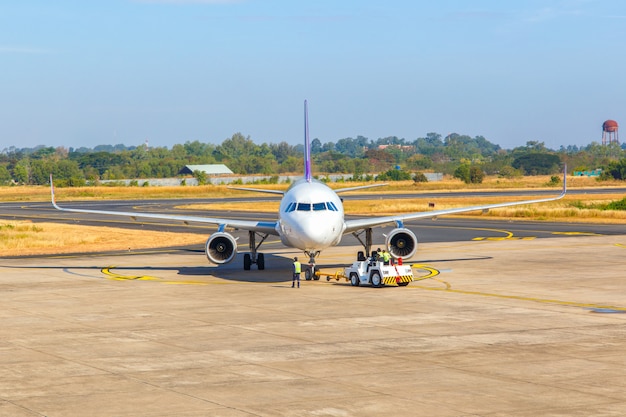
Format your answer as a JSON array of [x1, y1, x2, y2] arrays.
[[269, 142, 296, 164], [311, 138, 322, 154], [0, 165, 11, 184], [70, 151, 124, 176], [454, 164, 484, 184], [13, 163, 29, 184], [453, 164, 471, 183], [413, 172, 428, 183], [405, 154, 433, 170], [512, 141, 548, 155], [183, 141, 215, 162], [335, 137, 366, 158], [215, 133, 257, 161], [444, 134, 500, 161], [53, 160, 85, 186], [29, 159, 54, 184], [512, 154, 561, 175], [469, 166, 485, 184], [364, 149, 395, 172], [497, 165, 523, 179], [6, 129, 624, 185], [193, 169, 208, 185], [376, 168, 412, 181], [279, 156, 302, 174], [600, 158, 626, 180]]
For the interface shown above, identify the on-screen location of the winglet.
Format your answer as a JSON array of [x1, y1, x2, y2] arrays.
[[561, 163, 567, 196], [50, 174, 60, 210], [304, 100, 312, 182]]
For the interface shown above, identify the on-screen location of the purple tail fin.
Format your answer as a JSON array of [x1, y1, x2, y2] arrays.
[[304, 100, 312, 182]]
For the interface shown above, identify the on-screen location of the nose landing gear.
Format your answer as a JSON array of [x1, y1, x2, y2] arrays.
[[304, 250, 321, 280]]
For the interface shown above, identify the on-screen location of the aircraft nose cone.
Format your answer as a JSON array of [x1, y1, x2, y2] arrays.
[[298, 220, 337, 247], [306, 223, 327, 239]]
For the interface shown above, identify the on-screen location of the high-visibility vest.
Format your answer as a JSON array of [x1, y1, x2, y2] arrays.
[[382, 252, 390, 262], [293, 261, 301, 273]]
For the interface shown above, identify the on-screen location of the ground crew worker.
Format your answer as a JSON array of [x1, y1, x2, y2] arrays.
[[382, 249, 391, 265], [373, 248, 381, 263], [292, 257, 301, 288], [366, 249, 378, 272], [369, 249, 379, 265]]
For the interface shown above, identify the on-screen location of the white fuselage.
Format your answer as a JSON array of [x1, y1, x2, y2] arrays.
[[276, 178, 345, 252]]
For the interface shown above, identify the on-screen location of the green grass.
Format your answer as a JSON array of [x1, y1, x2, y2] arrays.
[[568, 197, 626, 211]]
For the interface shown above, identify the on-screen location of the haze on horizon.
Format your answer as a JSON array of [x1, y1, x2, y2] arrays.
[[1, 1, 625, 151]]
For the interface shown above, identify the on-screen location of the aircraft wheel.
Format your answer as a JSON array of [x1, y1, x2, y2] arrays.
[[305, 268, 313, 281], [350, 272, 360, 287], [257, 253, 265, 270], [243, 254, 251, 271], [370, 271, 382, 288], [312, 266, 320, 280]]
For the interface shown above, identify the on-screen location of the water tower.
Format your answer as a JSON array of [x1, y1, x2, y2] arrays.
[[602, 120, 619, 145]]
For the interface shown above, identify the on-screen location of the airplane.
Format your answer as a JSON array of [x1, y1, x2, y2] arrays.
[[51, 100, 567, 280]]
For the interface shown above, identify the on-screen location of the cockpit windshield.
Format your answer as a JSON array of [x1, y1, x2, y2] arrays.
[[285, 201, 339, 212]]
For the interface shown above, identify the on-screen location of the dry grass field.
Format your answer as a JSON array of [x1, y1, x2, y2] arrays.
[[1, 174, 624, 256], [0, 221, 206, 257]]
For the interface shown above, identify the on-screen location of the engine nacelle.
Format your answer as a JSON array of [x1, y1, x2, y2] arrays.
[[205, 232, 237, 264], [386, 228, 418, 259]]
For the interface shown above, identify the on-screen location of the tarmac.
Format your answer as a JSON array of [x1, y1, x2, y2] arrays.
[[1, 234, 626, 416]]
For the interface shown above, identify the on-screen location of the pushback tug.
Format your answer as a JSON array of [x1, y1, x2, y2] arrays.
[[318, 253, 414, 288]]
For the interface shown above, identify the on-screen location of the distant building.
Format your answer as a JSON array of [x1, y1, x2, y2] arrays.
[[178, 164, 233, 176], [573, 169, 602, 177], [377, 144, 415, 152]]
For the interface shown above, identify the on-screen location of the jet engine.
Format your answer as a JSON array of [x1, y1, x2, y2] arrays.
[[205, 232, 237, 264], [385, 228, 417, 259]]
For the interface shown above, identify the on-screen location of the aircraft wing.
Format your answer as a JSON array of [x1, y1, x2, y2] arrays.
[[335, 183, 388, 194], [226, 186, 284, 195], [50, 177, 279, 235], [228, 183, 388, 195], [344, 171, 567, 233]]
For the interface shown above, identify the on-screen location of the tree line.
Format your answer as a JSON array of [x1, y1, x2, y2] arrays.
[[1, 132, 625, 186]]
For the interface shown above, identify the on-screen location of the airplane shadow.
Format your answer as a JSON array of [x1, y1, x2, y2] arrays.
[[0, 263, 292, 284], [416, 255, 493, 263], [0, 249, 493, 284], [1, 250, 295, 284]]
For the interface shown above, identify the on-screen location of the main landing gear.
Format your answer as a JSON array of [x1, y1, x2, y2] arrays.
[[243, 231, 269, 270], [352, 227, 373, 259]]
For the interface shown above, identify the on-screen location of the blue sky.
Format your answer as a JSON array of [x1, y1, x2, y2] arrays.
[[1, 0, 625, 150]]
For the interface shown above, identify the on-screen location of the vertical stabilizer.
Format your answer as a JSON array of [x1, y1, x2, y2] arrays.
[[304, 100, 312, 182]]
